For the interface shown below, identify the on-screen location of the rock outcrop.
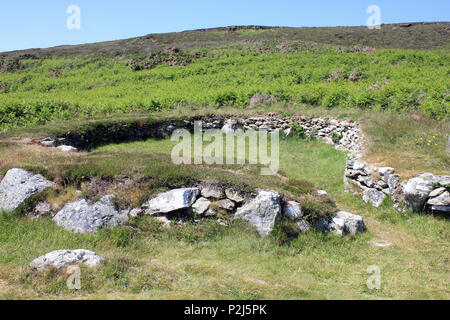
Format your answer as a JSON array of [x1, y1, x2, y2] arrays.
[[0, 168, 55, 212], [30, 249, 104, 271], [53, 195, 129, 233]]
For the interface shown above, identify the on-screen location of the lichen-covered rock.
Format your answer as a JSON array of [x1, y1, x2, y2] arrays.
[[427, 191, 449, 206], [283, 201, 302, 219], [201, 186, 224, 199], [235, 190, 281, 236], [296, 219, 311, 233], [31, 202, 52, 219], [387, 174, 401, 195], [330, 211, 365, 236], [216, 199, 235, 211], [192, 197, 211, 214], [362, 188, 386, 208], [142, 188, 200, 215], [53, 195, 129, 233], [402, 173, 437, 212], [30, 249, 104, 271], [378, 167, 394, 178], [0, 168, 55, 212], [225, 188, 245, 203], [429, 187, 445, 198]]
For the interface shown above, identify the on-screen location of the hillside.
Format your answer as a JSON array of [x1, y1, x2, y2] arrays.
[[2, 22, 449, 58]]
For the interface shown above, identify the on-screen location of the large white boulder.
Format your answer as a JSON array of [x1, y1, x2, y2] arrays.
[[402, 173, 437, 212], [53, 195, 129, 233], [30, 249, 104, 271], [235, 190, 281, 236], [142, 188, 200, 215], [0, 168, 55, 212]]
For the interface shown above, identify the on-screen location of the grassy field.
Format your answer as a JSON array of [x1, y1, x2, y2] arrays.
[[0, 132, 448, 299]]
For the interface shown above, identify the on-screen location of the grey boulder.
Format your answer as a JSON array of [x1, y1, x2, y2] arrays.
[[330, 211, 365, 236], [30, 249, 104, 271], [53, 195, 129, 233], [235, 190, 281, 236], [296, 219, 311, 233], [192, 197, 211, 215], [402, 173, 437, 212], [142, 188, 200, 215], [283, 201, 302, 219], [427, 191, 449, 206], [225, 188, 245, 203], [0, 168, 55, 212], [201, 186, 224, 199], [362, 188, 386, 208]]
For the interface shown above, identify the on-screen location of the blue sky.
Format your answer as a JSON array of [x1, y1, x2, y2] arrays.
[[0, 0, 449, 52]]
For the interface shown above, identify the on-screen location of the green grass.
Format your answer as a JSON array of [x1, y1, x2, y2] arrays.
[[0, 135, 448, 299]]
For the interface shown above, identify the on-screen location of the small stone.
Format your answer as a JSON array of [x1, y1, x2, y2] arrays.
[[427, 191, 449, 206], [192, 197, 211, 214], [201, 186, 224, 199], [216, 199, 235, 211], [142, 188, 200, 215], [283, 201, 302, 219], [362, 188, 386, 208], [56, 145, 78, 152], [378, 167, 394, 176], [437, 176, 450, 186], [32, 202, 52, 218], [330, 210, 365, 236], [372, 241, 392, 248], [316, 190, 328, 197], [30, 249, 104, 271], [41, 140, 55, 147], [296, 219, 310, 233], [429, 187, 445, 198], [388, 174, 401, 194], [129, 208, 143, 218], [225, 188, 245, 203]]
